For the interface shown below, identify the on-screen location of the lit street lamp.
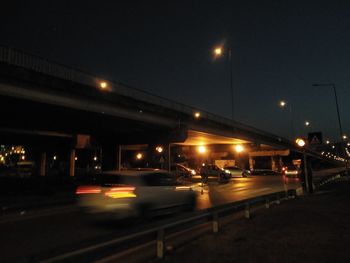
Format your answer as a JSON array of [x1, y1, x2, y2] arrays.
[[279, 100, 295, 140], [295, 138, 312, 193], [213, 45, 234, 121]]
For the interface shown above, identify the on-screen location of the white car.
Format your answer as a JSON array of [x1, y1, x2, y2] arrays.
[[76, 169, 196, 219]]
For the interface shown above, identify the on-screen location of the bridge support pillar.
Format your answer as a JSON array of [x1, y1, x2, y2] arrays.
[[40, 152, 46, 176], [271, 156, 276, 171], [69, 149, 75, 177]]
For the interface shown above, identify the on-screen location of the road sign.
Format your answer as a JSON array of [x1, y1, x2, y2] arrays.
[[308, 132, 323, 145]]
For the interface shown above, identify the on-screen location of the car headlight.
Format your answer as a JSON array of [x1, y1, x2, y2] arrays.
[[191, 170, 196, 175], [225, 169, 231, 174]]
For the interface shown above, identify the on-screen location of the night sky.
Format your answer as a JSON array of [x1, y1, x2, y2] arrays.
[[1, 0, 350, 142]]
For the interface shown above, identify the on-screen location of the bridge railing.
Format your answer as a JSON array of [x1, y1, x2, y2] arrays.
[[0, 45, 287, 144]]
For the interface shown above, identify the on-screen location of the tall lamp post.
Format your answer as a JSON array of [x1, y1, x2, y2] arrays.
[[279, 100, 295, 140], [312, 83, 348, 173], [214, 46, 234, 121], [312, 83, 344, 143]]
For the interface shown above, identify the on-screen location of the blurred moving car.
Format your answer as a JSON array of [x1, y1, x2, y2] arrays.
[[76, 169, 196, 220], [224, 166, 251, 177], [282, 165, 301, 178], [171, 164, 196, 178]]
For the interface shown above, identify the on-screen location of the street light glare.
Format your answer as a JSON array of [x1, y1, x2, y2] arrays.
[[234, 144, 244, 153], [99, 81, 108, 90], [305, 121, 310, 126], [156, 146, 163, 153], [198, 145, 206, 154], [279, 101, 286, 107], [295, 138, 306, 147], [194, 112, 201, 118], [214, 47, 223, 56]]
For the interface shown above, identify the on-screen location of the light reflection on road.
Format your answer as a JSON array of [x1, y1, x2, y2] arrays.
[[190, 175, 301, 210]]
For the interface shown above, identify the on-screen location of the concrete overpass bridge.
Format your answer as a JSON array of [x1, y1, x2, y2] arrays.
[[0, 46, 335, 176]]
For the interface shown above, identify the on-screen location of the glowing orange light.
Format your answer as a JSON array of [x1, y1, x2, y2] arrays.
[[235, 145, 244, 153], [295, 138, 306, 147], [214, 47, 223, 55], [198, 146, 206, 154], [76, 186, 102, 194], [100, 81, 108, 89], [136, 153, 143, 160], [156, 146, 163, 153], [194, 112, 200, 118]]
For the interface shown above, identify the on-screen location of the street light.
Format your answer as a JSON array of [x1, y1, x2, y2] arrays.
[[194, 112, 201, 119], [234, 144, 244, 153], [295, 137, 311, 193], [198, 145, 207, 154], [279, 100, 295, 140], [213, 45, 234, 121]]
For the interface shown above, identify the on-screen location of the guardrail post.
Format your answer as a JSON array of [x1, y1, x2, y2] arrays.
[[245, 202, 250, 219], [212, 212, 219, 233], [265, 198, 270, 208], [276, 194, 280, 205], [157, 228, 165, 259]]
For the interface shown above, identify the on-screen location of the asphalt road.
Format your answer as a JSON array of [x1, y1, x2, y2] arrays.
[[0, 175, 300, 262]]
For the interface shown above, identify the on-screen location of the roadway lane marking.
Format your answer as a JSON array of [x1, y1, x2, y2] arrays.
[[233, 187, 248, 192]]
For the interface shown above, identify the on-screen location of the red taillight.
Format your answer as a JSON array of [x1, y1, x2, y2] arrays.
[[76, 186, 102, 195], [104, 186, 136, 199]]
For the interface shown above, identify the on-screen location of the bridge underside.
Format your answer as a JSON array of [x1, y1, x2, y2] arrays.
[[1, 95, 266, 149]]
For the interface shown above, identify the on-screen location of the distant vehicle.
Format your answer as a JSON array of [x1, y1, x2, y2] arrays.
[[171, 164, 196, 178], [250, 169, 280, 176], [76, 169, 197, 220], [282, 165, 301, 178], [224, 166, 251, 177], [200, 164, 230, 182]]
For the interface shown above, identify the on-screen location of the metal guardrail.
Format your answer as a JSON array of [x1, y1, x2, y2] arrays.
[[0, 45, 290, 146], [39, 189, 297, 262]]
